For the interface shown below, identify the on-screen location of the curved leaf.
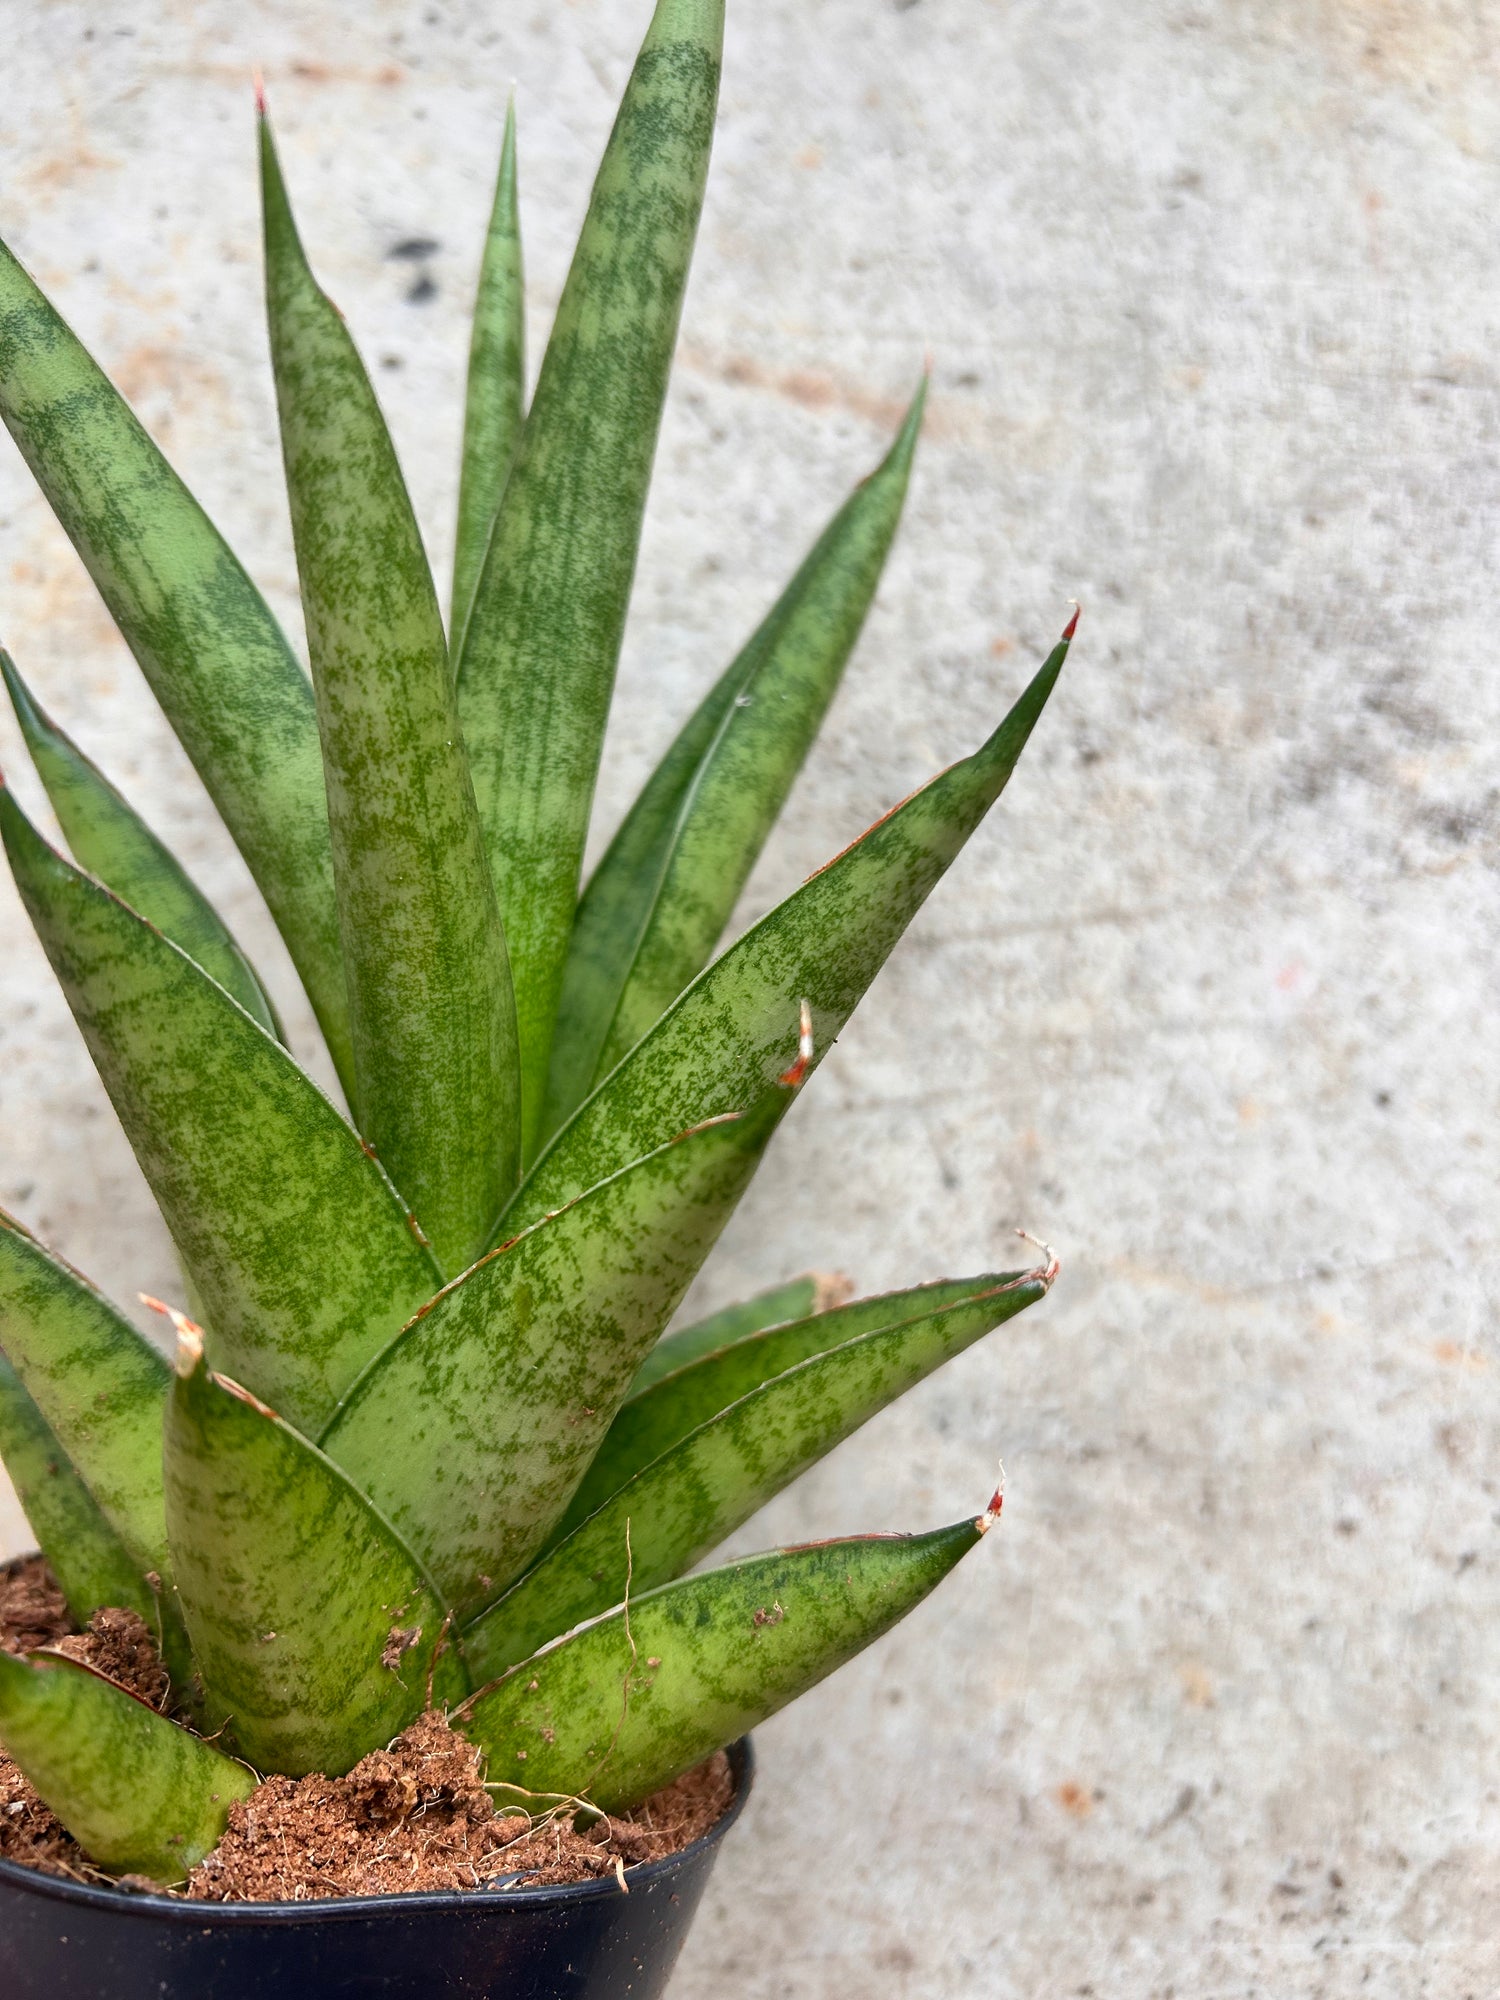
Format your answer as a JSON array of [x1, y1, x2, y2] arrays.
[[260, 119, 520, 1272], [463, 1511, 994, 1814], [544, 386, 926, 1133], [456, 0, 725, 1162], [506, 632, 1070, 1235], [321, 1087, 793, 1624], [1, 650, 281, 1041], [564, 1273, 1027, 1535], [626, 1271, 844, 1400], [0, 1650, 255, 1881], [0, 1354, 153, 1631], [0, 787, 441, 1434], [0, 1208, 169, 1581], [163, 1328, 466, 1778], [0, 235, 351, 1094], [468, 1272, 1048, 1679], [452, 98, 525, 647]]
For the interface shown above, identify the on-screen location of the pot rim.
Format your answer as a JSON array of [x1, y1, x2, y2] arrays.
[[0, 1736, 753, 1926]]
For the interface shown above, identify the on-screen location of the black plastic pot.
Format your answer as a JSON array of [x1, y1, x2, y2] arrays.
[[0, 1737, 751, 2000]]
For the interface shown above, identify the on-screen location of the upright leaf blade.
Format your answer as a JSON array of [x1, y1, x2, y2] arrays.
[[260, 121, 520, 1273], [626, 1271, 844, 1399], [163, 1332, 466, 1778], [465, 1275, 1049, 1682], [0, 1650, 256, 1880], [554, 1271, 1037, 1547], [452, 98, 525, 647], [0, 1208, 170, 1581], [0, 236, 351, 1094], [2, 650, 282, 1040], [508, 633, 1070, 1233], [544, 387, 926, 1132], [463, 1514, 993, 1814], [0, 788, 441, 1435], [457, 0, 725, 1161], [321, 1089, 794, 1622], [0, 1355, 154, 1631]]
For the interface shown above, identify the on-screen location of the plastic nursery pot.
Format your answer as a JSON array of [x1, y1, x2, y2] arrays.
[[0, 1737, 752, 2000]]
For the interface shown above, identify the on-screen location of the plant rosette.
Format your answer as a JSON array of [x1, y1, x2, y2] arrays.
[[0, 0, 1074, 1992]]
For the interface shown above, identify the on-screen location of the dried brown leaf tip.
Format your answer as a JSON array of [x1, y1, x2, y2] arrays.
[[140, 1293, 204, 1376], [777, 999, 815, 1088]]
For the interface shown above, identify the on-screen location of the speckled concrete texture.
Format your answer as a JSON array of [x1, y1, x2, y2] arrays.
[[2, 1, 1497, 1993]]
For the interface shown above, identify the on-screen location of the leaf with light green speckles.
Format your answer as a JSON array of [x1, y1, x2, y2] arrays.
[[0, 1353, 155, 1632], [0, 1206, 170, 1584], [321, 1087, 794, 1625], [463, 1515, 992, 1814], [260, 118, 520, 1274], [504, 634, 1069, 1238], [543, 385, 927, 1138], [2, 650, 282, 1041], [456, 0, 724, 1163], [0, 235, 350, 1095], [164, 1337, 467, 1778], [452, 98, 525, 648], [466, 1275, 1047, 1682], [481, 1272, 1047, 1676], [0, 1650, 255, 1881], [626, 1271, 841, 1400], [0, 789, 441, 1436]]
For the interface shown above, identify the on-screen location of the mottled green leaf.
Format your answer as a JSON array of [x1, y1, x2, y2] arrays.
[[322, 1088, 793, 1624], [0, 1207, 170, 1582], [0, 235, 351, 1095], [463, 1513, 994, 1813], [452, 98, 525, 647], [260, 120, 520, 1273], [471, 1271, 1047, 1679], [506, 632, 1070, 1234], [0, 1649, 254, 1880], [626, 1271, 843, 1400], [544, 388, 926, 1135], [0, 1354, 153, 1631], [1, 649, 282, 1041], [565, 1273, 1028, 1535], [457, 0, 725, 1162], [0, 788, 441, 1434], [163, 1327, 466, 1778]]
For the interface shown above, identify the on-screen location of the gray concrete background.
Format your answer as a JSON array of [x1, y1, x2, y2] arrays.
[[2, 0, 1498, 1992]]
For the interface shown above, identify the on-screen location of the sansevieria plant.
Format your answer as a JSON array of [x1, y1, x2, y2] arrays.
[[0, 0, 1073, 1887]]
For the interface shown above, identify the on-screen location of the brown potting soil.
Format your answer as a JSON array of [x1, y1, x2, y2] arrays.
[[0, 1557, 734, 1901]]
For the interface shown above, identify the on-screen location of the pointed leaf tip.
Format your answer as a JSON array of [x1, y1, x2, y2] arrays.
[[1062, 605, 1081, 642], [253, 68, 267, 117], [776, 999, 815, 1089]]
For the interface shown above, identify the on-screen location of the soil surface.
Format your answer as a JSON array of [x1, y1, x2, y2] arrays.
[[0, 1557, 733, 1900]]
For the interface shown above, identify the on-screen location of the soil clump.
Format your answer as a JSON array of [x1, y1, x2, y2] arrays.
[[0, 1557, 734, 1900]]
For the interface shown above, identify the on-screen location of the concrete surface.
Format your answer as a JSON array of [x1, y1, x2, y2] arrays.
[[2, 1, 1498, 1993]]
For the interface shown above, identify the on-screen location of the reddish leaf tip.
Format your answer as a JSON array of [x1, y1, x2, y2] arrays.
[[252, 67, 267, 117], [777, 998, 815, 1089], [1062, 604, 1081, 642]]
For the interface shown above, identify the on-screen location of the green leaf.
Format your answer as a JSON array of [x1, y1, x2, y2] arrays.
[[465, 1273, 1048, 1683], [1, 649, 282, 1041], [260, 120, 520, 1275], [0, 234, 352, 1096], [0, 788, 441, 1435], [507, 632, 1071, 1235], [569, 1274, 1028, 1529], [456, 0, 725, 1163], [452, 98, 525, 648], [626, 1271, 842, 1400], [462, 1512, 995, 1814], [543, 387, 926, 1136], [321, 1088, 792, 1625], [163, 1328, 467, 1778], [0, 1353, 153, 1631], [0, 1207, 170, 1582], [0, 1649, 255, 1881]]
